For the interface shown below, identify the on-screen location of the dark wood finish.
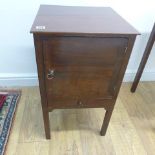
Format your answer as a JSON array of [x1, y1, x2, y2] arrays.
[[31, 5, 139, 35], [31, 5, 138, 139], [100, 106, 114, 136], [131, 23, 155, 92], [33, 35, 51, 139]]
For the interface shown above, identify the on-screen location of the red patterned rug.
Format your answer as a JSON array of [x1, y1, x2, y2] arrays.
[[0, 93, 7, 109], [0, 90, 21, 155]]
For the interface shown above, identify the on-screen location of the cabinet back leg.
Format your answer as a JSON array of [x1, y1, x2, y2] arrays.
[[100, 108, 114, 136]]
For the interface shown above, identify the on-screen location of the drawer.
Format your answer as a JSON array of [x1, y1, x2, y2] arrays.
[[47, 95, 112, 109], [75, 98, 113, 108]]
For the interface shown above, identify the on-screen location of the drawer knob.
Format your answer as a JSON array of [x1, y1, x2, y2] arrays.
[[77, 100, 83, 106], [47, 69, 55, 80], [79, 101, 82, 105]]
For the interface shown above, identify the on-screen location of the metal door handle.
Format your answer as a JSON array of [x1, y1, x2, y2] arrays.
[[47, 69, 55, 80]]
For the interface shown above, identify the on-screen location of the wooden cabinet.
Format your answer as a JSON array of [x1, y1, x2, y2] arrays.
[[31, 5, 139, 139]]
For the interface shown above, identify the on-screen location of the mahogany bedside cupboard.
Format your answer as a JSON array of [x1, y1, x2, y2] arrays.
[[30, 5, 139, 139]]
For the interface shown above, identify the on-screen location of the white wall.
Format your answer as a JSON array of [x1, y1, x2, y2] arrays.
[[0, 0, 155, 86]]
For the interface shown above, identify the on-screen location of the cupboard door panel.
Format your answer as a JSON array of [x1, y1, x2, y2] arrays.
[[43, 37, 128, 107]]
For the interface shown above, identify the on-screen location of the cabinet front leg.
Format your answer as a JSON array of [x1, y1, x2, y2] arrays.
[[42, 108, 51, 139], [100, 108, 114, 136]]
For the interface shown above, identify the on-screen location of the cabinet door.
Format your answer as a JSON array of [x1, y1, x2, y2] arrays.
[[43, 37, 128, 108]]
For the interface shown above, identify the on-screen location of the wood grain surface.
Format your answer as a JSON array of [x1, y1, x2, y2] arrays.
[[31, 5, 139, 35], [32, 5, 138, 139]]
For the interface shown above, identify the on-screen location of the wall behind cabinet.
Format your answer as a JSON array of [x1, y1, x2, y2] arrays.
[[0, 0, 154, 86]]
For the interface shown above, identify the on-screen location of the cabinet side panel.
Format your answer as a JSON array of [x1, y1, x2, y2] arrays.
[[33, 34, 48, 108], [33, 34, 51, 139], [113, 35, 137, 99]]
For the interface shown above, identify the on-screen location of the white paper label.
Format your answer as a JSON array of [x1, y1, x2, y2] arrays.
[[36, 26, 46, 30]]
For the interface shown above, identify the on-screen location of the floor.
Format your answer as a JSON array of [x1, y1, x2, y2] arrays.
[[5, 82, 155, 155]]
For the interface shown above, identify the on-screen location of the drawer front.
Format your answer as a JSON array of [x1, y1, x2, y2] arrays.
[[43, 37, 128, 107]]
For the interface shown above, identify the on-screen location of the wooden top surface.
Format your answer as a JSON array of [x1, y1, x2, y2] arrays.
[[31, 5, 139, 35]]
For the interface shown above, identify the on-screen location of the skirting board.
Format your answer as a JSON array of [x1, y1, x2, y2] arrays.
[[0, 71, 155, 86], [0, 73, 38, 86]]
